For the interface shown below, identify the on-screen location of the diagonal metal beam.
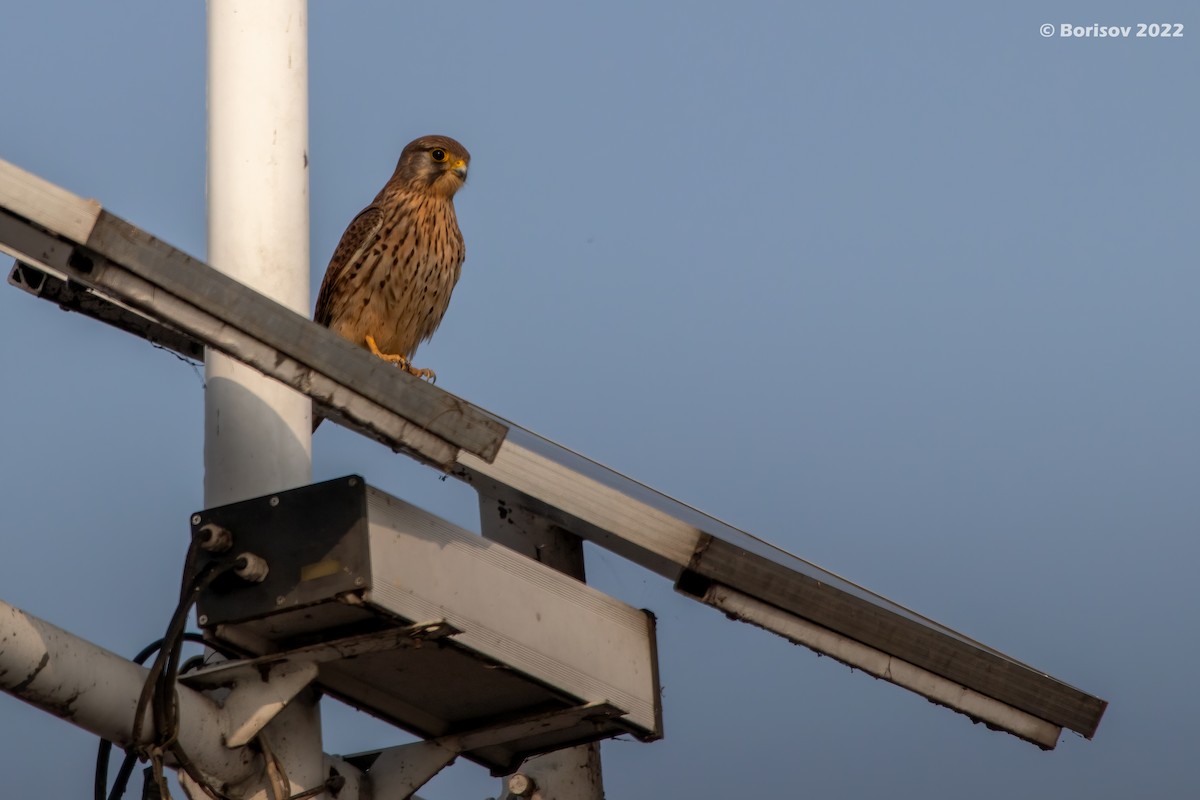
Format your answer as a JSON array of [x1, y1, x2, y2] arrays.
[[8, 261, 205, 361], [0, 156, 1108, 748], [0, 157, 507, 468]]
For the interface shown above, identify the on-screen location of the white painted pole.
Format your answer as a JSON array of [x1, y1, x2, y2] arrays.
[[0, 600, 257, 786], [206, 0, 312, 506], [206, 2, 320, 798]]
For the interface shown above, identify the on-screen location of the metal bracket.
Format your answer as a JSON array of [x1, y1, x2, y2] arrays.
[[445, 701, 623, 754], [363, 740, 459, 800], [346, 702, 623, 799], [180, 621, 460, 747], [179, 659, 319, 748]]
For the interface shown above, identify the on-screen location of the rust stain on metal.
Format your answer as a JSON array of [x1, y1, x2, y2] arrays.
[[10, 652, 49, 693], [42, 690, 83, 721], [685, 533, 715, 574]]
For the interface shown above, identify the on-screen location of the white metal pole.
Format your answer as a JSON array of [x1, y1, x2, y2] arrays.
[[0, 600, 257, 786], [206, 0, 312, 506], [206, 2, 319, 798], [0, 594, 374, 798]]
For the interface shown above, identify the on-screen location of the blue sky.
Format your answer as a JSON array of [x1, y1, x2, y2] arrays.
[[1, 2, 1196, 797]]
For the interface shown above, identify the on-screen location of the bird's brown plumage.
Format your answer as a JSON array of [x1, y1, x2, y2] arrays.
[[315, 135, 470, 380]]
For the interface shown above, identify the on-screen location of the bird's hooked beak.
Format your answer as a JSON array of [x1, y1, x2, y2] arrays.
[[451, 158, 468, 180]]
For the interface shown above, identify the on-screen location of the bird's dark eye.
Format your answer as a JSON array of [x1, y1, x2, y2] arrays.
[[431, 149, 448, 162]]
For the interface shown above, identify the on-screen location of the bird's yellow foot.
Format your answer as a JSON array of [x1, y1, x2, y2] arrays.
[[364, 334, 410, 368], [364, 335, 436, 382]]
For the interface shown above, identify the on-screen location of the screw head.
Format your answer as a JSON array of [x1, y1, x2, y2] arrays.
[[191, 514, 202, 526], [269, 496, 280, 507], [197, 614, 208, 626], [276, 596, 287, 606]]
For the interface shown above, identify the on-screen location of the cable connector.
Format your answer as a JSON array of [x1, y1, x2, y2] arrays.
[[196, 523, 233, 553], [233, 553, 269, 583]]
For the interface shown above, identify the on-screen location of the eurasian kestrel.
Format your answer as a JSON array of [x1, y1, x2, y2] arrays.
[[315, 134, 470, 382]]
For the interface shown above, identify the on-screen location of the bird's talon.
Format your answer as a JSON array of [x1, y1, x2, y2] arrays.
[[408, 366, 437, 383]]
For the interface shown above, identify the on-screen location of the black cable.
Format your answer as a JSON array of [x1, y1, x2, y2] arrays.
[[141, 766, 164, 800], [136, 552, 241, 748], [139, 557, 243, 800], [94, 633, 213, 800], [133, 538, 204, 751], [96, 523, 245, 800]]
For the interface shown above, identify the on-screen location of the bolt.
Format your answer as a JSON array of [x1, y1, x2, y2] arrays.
[[507, 773, 535, 797]]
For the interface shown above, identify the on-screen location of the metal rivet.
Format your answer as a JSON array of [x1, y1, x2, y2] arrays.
[[269, 496, 280, 507], [276, 596, 287, 606], [353, 577, 365, 587], [348, 477, 359, 487], [191, 514, 202, 525], [197, 614, 208, 626]]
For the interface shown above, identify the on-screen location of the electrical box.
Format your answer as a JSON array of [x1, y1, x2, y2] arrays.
[[192, 476, 662, 773]]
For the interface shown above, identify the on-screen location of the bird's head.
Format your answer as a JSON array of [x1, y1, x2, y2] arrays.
[[392, 135, 470, 198]]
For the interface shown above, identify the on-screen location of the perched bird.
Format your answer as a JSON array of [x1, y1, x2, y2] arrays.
[[315, 134, 470, 382]]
